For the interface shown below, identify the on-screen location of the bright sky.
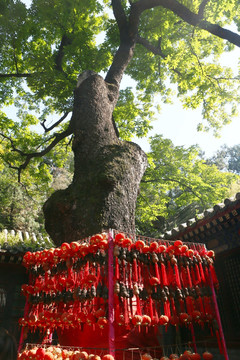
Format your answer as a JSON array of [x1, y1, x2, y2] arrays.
[[132, 45, 240, 157], [133, 97, 240, 157]]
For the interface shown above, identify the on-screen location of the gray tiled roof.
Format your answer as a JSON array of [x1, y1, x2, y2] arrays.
[[0, 229, 54, 262], [164, 192, 240, 240]]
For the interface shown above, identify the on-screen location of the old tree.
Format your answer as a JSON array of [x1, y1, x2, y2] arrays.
[[1, 0, 240, 245]]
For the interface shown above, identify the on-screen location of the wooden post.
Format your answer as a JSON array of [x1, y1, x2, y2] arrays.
[[209, 269, 229, 360], [108, 229, 115, 356]]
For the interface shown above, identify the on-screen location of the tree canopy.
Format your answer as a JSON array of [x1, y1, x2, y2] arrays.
[[136, 136, 239, 236], [207, 144, 240, 174], [1, 0, 240, 237]]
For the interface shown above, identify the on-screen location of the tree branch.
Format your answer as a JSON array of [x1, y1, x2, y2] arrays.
[[106, 0, 237, 88], [136, 35, 183, 76], [0, 73, 33, 78], [136, 35, 166, 58], [40, 112, 70, 133], [135, 0, 240, 47], [55, 34, 72, 72], [198, 0, 210, 19], [142, 177, 204, 204], [111, 0, 129, 41], [105, 0, 141, 86], [0, 126, 73, 182]]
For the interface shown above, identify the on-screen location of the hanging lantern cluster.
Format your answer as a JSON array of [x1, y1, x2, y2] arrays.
[[20, 231, 221, 356], [112, 233, 219, 333], [18, 346, 214, 360], [18, 346, 115, 360], [21, 233, 110, 333], [142, 350, 214, 360]]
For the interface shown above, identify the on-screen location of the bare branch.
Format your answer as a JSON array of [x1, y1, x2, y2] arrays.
[[0, 126, 73, 182], [40, 112, 70, 133], [136, 35, 166, 58], [0, 73, 33, 78]]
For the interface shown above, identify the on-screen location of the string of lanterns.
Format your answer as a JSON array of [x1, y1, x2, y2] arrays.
[[17, 345, 215, 360], [19, 231, 220, 359]]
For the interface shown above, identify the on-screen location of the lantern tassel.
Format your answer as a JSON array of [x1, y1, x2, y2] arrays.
[[174, 263, 181, 288], [161, 263, 168, 286], [115, 257, 119, 280], [132, 259, 138, 282], [198, 262, 206, 284]]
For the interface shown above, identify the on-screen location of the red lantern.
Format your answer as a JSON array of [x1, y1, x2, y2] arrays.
[[70, 241, 80, 252], [97, 317, 108, 329], [142, 245, 150, 253], [142, 315, 151, 326], [27, 349, 38, 359], [75, 352, 89, 360], [149, 241, 158, 252], [44, 351, 54, 360], [132, 314, 142, 326], [122, 237, 132, 248], [115, 233, 125, 244], [89, 355, 101, 360], [86, 313, 96, 326], [150, 316, 159, 327], [135, 240, 145, 250], [115, 314, 125, 326], [149, 277, 160, 286], [207, 250, 215, 258], [23, 251, 32, 266], [85, 273, 97, 285], [94, 308, 105, 318], [169, 354, 179, 359], [180, 245, 188, 254], [159, 315, 169, 325], [60, 242, 71, 258], [99, 239, 108, 249], [190, 354, 201, 360], [174, 240, 183, 248], [169, 315, 179, 326], [141, 354, 152, 360], [72, 352, 84, 360], [79, 245, 89, 257], [202, 352, 213, 360], [90, 234, 103, 245], [192, 310, 201, 322], [53, 248, 61, 262], [102, 355, 115, 360], [158, 244, 166, 253], [179, 313, 189, 324], [179, 354, 191, 360], [186, 249, 194, 258], [76, 312, 86, 324]]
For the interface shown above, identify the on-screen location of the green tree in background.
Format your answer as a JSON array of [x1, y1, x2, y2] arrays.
[[207, 144, 240, 174], [1, 0, 240, 244], [0, 148, 73, 233], [0, 137, 238, 237], [136, 135, 239, 236]]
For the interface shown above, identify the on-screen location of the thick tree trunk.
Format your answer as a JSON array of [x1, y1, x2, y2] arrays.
[[43, 74, 147, 246]]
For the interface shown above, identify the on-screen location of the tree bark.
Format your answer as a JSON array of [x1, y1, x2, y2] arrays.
[[43, 74, 148, 246]]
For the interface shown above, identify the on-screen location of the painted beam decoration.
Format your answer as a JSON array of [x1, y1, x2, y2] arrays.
[[18, 231, 223, 360]]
